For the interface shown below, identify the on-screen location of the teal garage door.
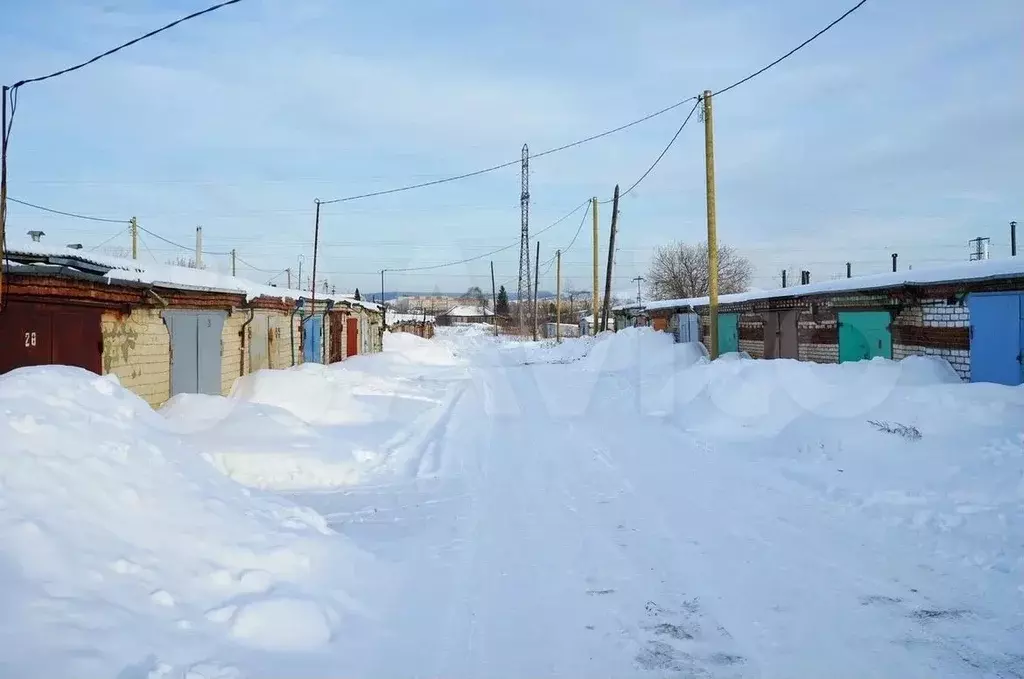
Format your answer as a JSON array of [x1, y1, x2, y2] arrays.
[[838, 310, 892, 363], [717, 313, 739, 354]]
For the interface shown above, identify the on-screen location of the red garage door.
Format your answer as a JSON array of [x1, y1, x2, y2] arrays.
[[0, 302, 103, 375]]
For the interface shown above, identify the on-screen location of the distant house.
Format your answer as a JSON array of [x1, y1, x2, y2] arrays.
[[435, 305, 494, 326], [579, 314, 615, 336]]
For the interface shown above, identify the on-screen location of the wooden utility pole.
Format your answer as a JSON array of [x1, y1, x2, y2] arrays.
[[490, 260, 498, 337], [533, 240, 540, 341], [0, 85, 8, 309], [555, 250, 562, 342], [591, 196, 600, 335], [601, 184, 619, 332], [702, 90, 719, 359], [310, 200, 321, 313], [130, 217, 138, 260], [231, 249, 237, 276]]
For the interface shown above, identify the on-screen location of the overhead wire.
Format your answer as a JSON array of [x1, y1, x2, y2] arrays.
[[10, 0, 247, 88], [8, 197, 128, 223], [235, 254, 279, 273], [136, 231, 160, 264], [88, 226, 129, 251], [384, 200, 589, 273], [137, 224, 230, 255]]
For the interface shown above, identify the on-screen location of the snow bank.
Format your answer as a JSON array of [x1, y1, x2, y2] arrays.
[[583, 327, 708, 374], [0, 366, 372, 678]]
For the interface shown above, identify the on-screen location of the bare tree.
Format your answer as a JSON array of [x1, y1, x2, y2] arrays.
[[102, 246, 132, 259], [646, 241, 752, 300], [167, 255, 205, 270]]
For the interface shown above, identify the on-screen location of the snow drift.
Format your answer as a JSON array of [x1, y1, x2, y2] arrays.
[[0, 366, 373, 678]]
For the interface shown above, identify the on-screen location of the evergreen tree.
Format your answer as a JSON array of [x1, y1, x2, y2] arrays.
[[354, 288, 361, 300], [496, 285, 510, 315]]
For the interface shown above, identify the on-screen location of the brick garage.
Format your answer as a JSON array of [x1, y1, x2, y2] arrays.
[[614, 258, 1024, 383]]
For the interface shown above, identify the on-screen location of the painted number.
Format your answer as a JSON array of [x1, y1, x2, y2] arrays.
[[24, 332, 37, 348]]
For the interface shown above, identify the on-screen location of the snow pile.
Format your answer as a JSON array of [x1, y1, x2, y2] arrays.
[[583, 327, 708, 374], [0, 366, 372, 678], [161, 333, 466, 491]]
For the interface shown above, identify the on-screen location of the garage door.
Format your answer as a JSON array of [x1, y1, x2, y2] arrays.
[[0, 301, 102, 375], [717, 313, 739, 354], [968, 292, 1024, 385], [302, 315, 322, 363], [164, 310, 226, 396], [764, 309, 799, 359], [838, 310, 892, 363]]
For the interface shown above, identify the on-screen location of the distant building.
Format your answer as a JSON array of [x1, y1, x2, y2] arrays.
[[579, 314, 615, 336], [435, 305, 494, 326]]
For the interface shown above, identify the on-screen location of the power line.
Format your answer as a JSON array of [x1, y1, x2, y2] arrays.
[[136, 231, 160, 264], [603, 99, 702, 204], [235, 254, 279, 273], [319, 99, 699, 205], [11, 0, 247, 88], [384, 200, 588, 273], [713, 0, 869, 97], [88, 226, 129, 251], [8, 197, 128, 223], [137, 224, 230, 255]]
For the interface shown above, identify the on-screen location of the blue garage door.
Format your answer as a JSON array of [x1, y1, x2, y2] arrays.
[[968, 293, 1024, 385], [302, 315, 322, 364]]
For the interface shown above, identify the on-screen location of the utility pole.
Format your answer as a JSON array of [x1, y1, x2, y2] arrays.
[[533, 240, 540, 341], [310, 200, 321, 313], [1011, 221, 1018, 257], [380, 269, 385, 308], [0, 85, 8, 309], [632, 276, 645, 307], [490, 260, 498, 337], [231, 249, 236, 276], [286, 268, 292, 288], [702, 90, 719, 359], [555, 250, 562, 342], [195, 226, 203, 269], [601, 184, 619, 332], [591, 196, 600, 336], [130, 217, 138, 260]]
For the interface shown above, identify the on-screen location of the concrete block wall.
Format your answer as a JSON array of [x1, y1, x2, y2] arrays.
[[101, 307, 171, 408]]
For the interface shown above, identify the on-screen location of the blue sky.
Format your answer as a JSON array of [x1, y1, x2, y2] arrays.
[[3, 0, 1022, 298]]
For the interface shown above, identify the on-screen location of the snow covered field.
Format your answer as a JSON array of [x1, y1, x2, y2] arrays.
[[1, 327, 1022, 678]]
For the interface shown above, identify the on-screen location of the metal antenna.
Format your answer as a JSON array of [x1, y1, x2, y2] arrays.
[[518, 143, 531, 332]]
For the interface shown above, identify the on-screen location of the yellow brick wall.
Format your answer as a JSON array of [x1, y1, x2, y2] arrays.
[[221, 310, 246, 396], [101, 307, 171, 408], [266, 311, 301, 368]]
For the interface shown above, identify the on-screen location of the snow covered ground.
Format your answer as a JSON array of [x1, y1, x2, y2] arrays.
[[1, 327, 1022, 678]]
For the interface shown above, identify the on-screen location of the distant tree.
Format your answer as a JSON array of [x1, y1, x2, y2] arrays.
[[465, 285, 487, 310], [647, 241, 752, 300], [354, 288, 361, 300], [496, 285, 510, 315], [166, 255, 205, 269]]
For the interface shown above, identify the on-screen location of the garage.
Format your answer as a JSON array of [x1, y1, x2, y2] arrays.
[[717, 313, 739, 354], [0, 301, 103, 375], [163, 310, 226, 396]]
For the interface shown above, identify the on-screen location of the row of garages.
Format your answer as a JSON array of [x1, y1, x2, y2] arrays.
[[0, 248, 383, 407], [615, 261, 1024, 386]]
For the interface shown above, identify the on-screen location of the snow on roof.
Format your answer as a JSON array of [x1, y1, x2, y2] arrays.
[[615, 257, 1024, 312], [386, 311, 435, 324], [439, 305, 493, 317], [5, 241, 381, 313]]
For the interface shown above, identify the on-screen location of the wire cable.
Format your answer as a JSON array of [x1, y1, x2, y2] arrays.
[[11, 0, 246, 88], [137, 224, 230, 255], [602, 99, 702, 204], [713, 0, 869, 97], [384, 200, 589, 273], [319, 99, 699, 205], [235, 254, 279, 273], [8, 197, 128, 223], [136, 231, 160, 264], [88, 226, 129, 251]]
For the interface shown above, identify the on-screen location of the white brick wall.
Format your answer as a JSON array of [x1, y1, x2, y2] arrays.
[[799, 342, 838, 364], [921, 299, 970, 328], [738, 339, 762, 358]]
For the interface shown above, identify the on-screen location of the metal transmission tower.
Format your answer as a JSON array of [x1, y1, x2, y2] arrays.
[[517, 143, 531, 331]]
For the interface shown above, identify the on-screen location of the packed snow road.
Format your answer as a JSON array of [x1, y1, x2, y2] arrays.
[[1, 327, 1022, 678]]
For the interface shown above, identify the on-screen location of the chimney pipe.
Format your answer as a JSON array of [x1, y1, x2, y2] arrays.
[[1012, 221, 1018, 257], [891, 253, 898, 272], [846, 262, 851, 278]]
